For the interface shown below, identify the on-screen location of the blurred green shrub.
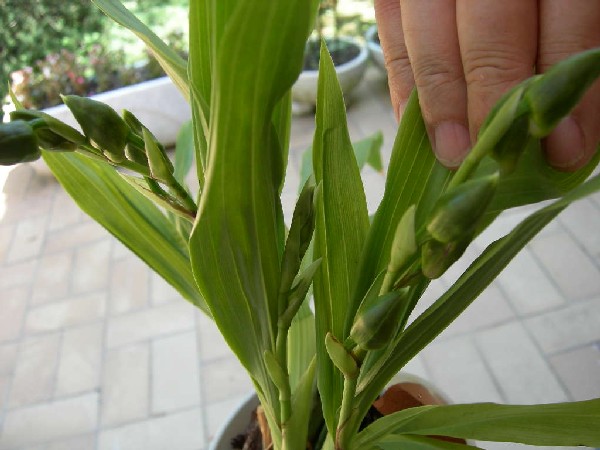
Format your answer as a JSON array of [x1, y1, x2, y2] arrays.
[[0, 0, 106, 102]]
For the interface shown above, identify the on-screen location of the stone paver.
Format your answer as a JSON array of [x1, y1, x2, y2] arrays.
[[1, 67, 599, 448], [0, 393, 98, 448], [55, 323, 103, 397], [549, 344, 600, 401], [101, 343, 149, 427], [151, 331, 201, 414], [98, 408, 204, 450], [9, 333, 60, 409]]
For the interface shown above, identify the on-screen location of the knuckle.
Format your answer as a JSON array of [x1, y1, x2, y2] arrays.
[[412, 55, 464, 96], [463, 46, 531, 92], [539, 36, 600, 72]]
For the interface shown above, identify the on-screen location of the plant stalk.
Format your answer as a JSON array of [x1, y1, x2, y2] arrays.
[[336, 376, 358, 450]]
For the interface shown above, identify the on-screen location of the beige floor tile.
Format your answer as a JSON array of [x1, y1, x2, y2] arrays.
[[24, 292, 106, 334], [55, 323, 103, 397], [197, 314, 233, 363], [109, 256, 149, 315], [106, 302, 195, 348], [6, 216, 47, 263], [98, 408, 204, 450], [9, 333, 60, 408], [558, 198, 600, 259], [44, 222, 108, 254], [149, 271, 180, 305], [530, 233, 600, 301], [30, 252, 74, 305], [496, 248, 564, 315], [476, 322, 568, 404], [550, 344, 600, 401], [43, 434, 96, 450], [47, 190, 85, 232], [526, 298, 600, 354], [0, 224, 15, 262], [151, 331, 201, 414], [0, 342, 18, 375], [201, 357, 253, 405], [422, 336, 503, 404], [0, 375, 9, 412], [0, 286, 28, 342], [101, 343, 149, 426], [0, 393, 98, 448], [71, 240, 111, 295], [0, 260, 36, 290]]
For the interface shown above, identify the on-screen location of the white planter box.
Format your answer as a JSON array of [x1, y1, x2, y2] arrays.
[[43, 76, 191, 147]]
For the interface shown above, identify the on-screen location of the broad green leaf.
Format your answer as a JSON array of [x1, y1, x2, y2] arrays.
[[312, 41, 370, 433], [273, 91, 293, 194], [189, 0, 314, 424], [287, 302, 316, 391], [91, 0, 191, 104], [356, 173, 600, 414], [377, 435, 480, 450], [299, 131, 385, 192], [355, 399, 600, 448], [43, 152, 206, 312], [174, 120, 194, 187]]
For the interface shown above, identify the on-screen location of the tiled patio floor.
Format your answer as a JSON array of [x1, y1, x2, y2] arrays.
[[1, 68, 599, 450]]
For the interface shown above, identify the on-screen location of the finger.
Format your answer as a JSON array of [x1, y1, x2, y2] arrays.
[[456, 0, 538, 142], [400, 0, 469, 168], [374, 0, 413, 120], [539, 0, 600, 171]]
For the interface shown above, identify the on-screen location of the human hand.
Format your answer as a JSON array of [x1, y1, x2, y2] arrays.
[[374, 0, 600, 171]]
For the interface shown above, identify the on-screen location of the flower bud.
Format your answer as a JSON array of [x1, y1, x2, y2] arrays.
[[421, 237, 470, 279], [0, 121, 40, 166], [426, 174, 498, 244], [491, 114, 532, 175], [143, 128, 174, 184], [325, 333, 358, 380], [10, 109, 86, 151], [525, 48, 600, 138], [350, 290, 407, 351], [280, 180, 316, 295], [62, 95, 130, 163]]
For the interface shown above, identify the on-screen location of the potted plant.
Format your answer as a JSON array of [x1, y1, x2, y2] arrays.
[[1, 1, 600, 449], [293, 0, 369, 110]]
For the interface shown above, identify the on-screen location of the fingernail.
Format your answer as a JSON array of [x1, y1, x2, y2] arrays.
[[433, 122, 471, 168], [545, 116, 585, 170], [396, 100, 408, 122]]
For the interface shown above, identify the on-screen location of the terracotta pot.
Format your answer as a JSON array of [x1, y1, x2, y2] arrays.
[[208, 373, 471, 450]]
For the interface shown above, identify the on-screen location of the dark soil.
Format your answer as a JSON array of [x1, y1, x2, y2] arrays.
[[303, 38, 361, 71]]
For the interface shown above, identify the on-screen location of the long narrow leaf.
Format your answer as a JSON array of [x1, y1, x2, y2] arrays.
[[312, 41, 370, 433], [354, 399, 600, 448], [43, 152, 206, 312], [377, 435, 480, 450]]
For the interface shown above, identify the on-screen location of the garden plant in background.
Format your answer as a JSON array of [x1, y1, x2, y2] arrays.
[[1, 1, 600, 449]]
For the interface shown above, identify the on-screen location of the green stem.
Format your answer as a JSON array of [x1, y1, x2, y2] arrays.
[[168, 178, 197, 215], [336, 377, 358, 450], [276, 325, 293, 450]]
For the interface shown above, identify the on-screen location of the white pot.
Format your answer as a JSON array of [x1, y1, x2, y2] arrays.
[[365, 25, 386, 74], [292, 37, 369, 110], [208, 373, 472, 450], [42, 76, 190, 147], [209, 392, 259, 450]]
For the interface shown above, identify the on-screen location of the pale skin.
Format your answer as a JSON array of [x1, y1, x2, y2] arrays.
[[374, 0, 600, 170]]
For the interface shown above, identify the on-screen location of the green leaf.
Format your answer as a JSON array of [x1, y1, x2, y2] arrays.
[[287, 302, 316, 391], [286, 357, 317, 449], [91, 0, 191, 104], [299, 131, 385, 192], [312, 40, 370, 433], [377, 435, 480, 450], [174, 120, 194, 187], [43, 152, 206, 312], [189, 0, 315, 424], [356, 173, 600, 414], [355, 399, 600, 448]]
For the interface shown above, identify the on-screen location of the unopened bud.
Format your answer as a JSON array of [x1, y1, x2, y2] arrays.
[[426, 174, 499, 244], [143, 128, 174, 184], [491, 114, 532, 175], [526, 48, 600, 138], [0, 121, 40, 166], [10, 110, 85, 151], [325, 333, 358, 380], [421, 237, 470, 279], [350, 290, 407, 351], [62, 95, 130, 163]]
